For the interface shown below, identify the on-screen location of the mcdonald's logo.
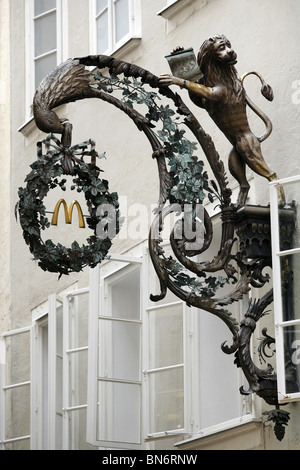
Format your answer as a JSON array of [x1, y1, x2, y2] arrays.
[[51, 199, 85, 228]]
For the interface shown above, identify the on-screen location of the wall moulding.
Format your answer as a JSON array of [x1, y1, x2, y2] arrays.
[[157, 0, 210, 33]]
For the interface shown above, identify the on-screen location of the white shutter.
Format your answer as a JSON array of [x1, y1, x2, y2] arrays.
[[0, 326, 33, 449], [270, 175, 300, 403], [143, 246, 191, 439], [60, 287, 90, 450], [87, 256, 145, 449], [32, 287, 90, 450]]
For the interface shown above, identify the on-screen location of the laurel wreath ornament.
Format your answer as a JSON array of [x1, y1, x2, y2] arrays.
[[16, 135, 122, 276]]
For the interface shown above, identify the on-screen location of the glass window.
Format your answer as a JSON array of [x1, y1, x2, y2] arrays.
[[34, 0, 56, 16], [34, 11, 57, 57], [0, 328, 32, 450], [31, 0, 62, 92], [148, 304, 183, 370], [34, 52, 57, 91], [270, 175, 300, 402], [148, 367, 184, 435], [87, 260, 144, 449], [63, 291, 91, 450], [97, 0, 108, 13], [97, 265, 142, 446], [146, 302, 185, 436], [97, 381, 140, 443], [114, 0, 130, 43], [94, 0, 132, 54], [30, 290, 95, 450]]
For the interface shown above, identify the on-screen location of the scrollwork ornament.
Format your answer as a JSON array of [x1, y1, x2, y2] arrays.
[[17, 43, 295, 442]]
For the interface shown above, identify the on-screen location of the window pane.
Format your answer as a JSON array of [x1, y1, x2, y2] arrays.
[[280, 254, 300, 321], [148, 244, 181, 306], [107, 268, 140, 320], [35, 52, 57, 88], [5, 332, 30, 386], [68, 408, 97, 450], [98, 320, 141, 381], [34, 0, 56, 16], [277, 181, 300, 251], [34, 11, 57, 57], [69, 293, 89, 350], [97, 12, 109, 53], [68, 350, 88, 407], [5, 385, 31, 441], [115, 0, 130, 43], [148, 368, 184, 434], [284, 325, 300, 394], [55, 306, 63, 449], [149, 304, 183, 369], [97, 0, 108, 14], [55, 413, 63, 450], [97, 381, 141, 444], [4, 439, 30, 451]]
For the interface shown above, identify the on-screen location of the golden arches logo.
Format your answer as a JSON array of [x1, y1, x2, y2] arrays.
[[51, 199, 85, 228]]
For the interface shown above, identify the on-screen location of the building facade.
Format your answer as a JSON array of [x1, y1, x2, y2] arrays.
[[1, 0, 300, 450]]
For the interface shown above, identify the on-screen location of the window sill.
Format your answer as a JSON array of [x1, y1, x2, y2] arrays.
[[157, 0, 209, 20], [18, 116, 36, 138], [110, 37, 142, 59], [174, 417, 263, 450]]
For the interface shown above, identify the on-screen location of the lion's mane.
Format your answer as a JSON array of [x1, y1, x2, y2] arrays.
[[197, 35, 244, 103]]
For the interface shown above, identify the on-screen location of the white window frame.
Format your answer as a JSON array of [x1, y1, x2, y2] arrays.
[[0, 326, 34, 450], [87, 249, 201, 448], [143, 244, 193, 441], [31, 285, 90, 450], [270, 175, 300, 403], [1, 252, 253, 449], [157, 0, 206, 20], [143, 300, 192, 440], [61, 287, 90, 450], [90, 0, 141, 56], [87, 255, 146, 449], [25, 0, 64, 121]]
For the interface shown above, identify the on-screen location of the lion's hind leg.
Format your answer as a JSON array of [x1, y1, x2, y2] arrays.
[[237, 136, 286, 207], [228, 147, 250, 207]]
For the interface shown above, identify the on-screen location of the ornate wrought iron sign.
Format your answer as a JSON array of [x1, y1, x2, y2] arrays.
[[16, 35, 298, 441]]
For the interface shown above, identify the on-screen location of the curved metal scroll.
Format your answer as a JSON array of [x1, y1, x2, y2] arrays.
[[33, 54, 254, 354], [31, 54, 298, 441]]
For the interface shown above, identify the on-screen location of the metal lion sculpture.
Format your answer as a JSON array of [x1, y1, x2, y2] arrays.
[[159, 34, 285, 207]]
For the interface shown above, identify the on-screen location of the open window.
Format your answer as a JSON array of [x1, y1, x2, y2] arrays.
[[87, 256, 144, 449], [1, 246, 250, 449], [32, 285, 91, 450], [145, 246, 188, 438], [0, 326, 33, 450], [270, 175, 300, 402], [87, 250, 201, 448]]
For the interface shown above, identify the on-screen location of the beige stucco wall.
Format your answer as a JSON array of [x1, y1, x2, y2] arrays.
[[0, 0, 11, 334], [5, 0, 300, 450]]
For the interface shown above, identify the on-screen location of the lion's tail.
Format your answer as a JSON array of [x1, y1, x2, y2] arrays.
[[241, 71, 273, 143]]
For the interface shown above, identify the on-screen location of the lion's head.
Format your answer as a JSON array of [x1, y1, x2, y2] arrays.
[[198, 36, 237, 68], [197, 35, 241, 91]]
